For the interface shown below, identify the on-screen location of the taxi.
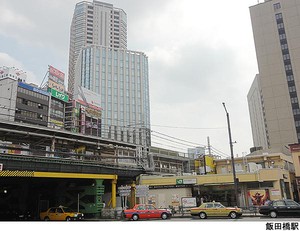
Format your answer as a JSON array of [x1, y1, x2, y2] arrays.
[[122, 204, 172, 221], [190, 202, 242, 219], [40, 206, 84, 221]]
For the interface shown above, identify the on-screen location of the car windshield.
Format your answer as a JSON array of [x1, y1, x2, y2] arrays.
[[285, 200, 300, 207], [62, 207, 75, 213]]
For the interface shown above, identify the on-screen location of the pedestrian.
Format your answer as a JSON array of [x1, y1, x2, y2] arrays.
[[200, 197, 204, 205]]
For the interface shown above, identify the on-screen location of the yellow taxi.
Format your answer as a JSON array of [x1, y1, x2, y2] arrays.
[[40, 206, 84, 221], [190, 202, 242, 219]]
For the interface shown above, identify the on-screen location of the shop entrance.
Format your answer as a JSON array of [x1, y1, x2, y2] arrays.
[[193, 184, 236, 207]]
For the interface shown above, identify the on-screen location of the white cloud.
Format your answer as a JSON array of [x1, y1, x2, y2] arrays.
[[0, 52, 39, 84], [0, 0, 259, 156]]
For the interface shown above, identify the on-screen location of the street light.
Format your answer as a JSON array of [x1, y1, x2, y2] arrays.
[[222, 102, 239, 206]]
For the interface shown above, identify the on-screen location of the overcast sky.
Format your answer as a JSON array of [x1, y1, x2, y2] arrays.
[[0, 0, 260, 158]]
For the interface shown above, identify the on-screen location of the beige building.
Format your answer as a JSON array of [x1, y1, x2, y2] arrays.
[[248, 0, 300, 149], [290, 144, 300, 199], [137, 151, 296, 209]]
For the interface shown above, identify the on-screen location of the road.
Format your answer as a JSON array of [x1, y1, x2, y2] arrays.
[[114, 216, 300, 231]]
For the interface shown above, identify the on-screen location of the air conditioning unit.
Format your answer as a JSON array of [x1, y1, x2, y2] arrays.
[[247, 162, 258, 172]]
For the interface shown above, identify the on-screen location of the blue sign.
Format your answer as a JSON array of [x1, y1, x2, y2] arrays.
[[18, 82, 49, 96]]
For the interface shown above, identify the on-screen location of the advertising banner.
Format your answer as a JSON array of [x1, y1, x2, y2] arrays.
[[49, 65, 65, 80], [181, 197, 197, 208], [248, 189, 269, 206], [48, 79, 64, 93]]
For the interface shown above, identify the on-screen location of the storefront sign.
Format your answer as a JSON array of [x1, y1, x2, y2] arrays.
[[176, 179, 196, 185], [48, 88, 69, 102], [18, 82, 49, 96], [271, 189, 280, 196]]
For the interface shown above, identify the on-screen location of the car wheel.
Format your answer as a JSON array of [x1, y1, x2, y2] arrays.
[[44, 216, 50, 221], [199, 212, 207, 219], [229, 212, 237, 219], [270, 211, 277, 218], [132, 214, 139, 221], [161, 213, 168, 220], [66, 216, 71, 221]]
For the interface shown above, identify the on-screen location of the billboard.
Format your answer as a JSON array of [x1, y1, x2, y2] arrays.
[[75, 86, 102, 110], [248, 189, 269, 206], [49, 65, 65, 80], [48, 65, 65, 92]]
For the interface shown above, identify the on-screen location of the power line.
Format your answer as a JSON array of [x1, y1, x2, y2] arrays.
[[151, 130, 206, 147], [151, 124, 226, 130]]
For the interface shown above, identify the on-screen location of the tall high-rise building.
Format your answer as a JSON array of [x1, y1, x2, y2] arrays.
[[248, 0, 300, 149], [68, 1, 151, 147], [68, 0, 127, 95], [74, 45, 151, 147]]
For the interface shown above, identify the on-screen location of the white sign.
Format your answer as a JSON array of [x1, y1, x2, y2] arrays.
[[181, 197, 197, 208], [0, 163, 3, 171], [271, 189, 281, 196], [136, 185, 149, 197], [118, 185, 131, 197], [183, 179, 197, 184]]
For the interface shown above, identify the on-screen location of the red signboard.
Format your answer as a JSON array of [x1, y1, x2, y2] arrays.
[[49, 65, 65, 80]]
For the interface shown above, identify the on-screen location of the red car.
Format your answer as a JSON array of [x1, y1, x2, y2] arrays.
[[122, 204, 172, 221]]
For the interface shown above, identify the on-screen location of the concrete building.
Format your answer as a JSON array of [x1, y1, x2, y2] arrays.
[[68, 0, 127, 95], [0, 78, 50, 127], [149, 147, 191, 175], [248, 0, 300, 150], [0, 66, 27, 83], [289, 144, 300, 200], [138, 150, 296, 209], [247, 74, 269, 149]]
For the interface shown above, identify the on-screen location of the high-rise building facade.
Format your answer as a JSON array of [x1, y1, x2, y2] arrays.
[[68, 1, 151, 147], [248, 0, 300, 149], [248, 74, 269, 149], [68, 0, 127, 95], [74, 45, 151, 147]]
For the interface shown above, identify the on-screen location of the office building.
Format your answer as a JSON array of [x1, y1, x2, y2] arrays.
[[74, 45, 150, 146], [248, 0, 300, 149], [69, 1, 151, 147], [68, 0, 127, 95]]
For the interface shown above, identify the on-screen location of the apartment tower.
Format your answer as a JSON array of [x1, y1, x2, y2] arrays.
[[248, 0, 300, 149], [68, 0, 127, 95], [68, 1, 151, 148]]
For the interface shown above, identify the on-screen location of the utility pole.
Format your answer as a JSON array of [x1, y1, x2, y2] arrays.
[[207, 136, 212, 156], [222, 102, 239, 206]]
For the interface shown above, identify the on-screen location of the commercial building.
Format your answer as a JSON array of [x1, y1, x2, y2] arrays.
[[138, 150, 296, 209], [65, 86, 102, 136], [46, 66, 68, 130], [68, 1, 150, 148], [0, 78, 50, 127], [248, 0, 300, 149], [68, 0, 127, 95], [74, 45, 150, 147], [289, 144, 300, 200]]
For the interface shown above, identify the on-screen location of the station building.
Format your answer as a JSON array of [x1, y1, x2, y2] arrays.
[[137, 148, 296, 209]]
